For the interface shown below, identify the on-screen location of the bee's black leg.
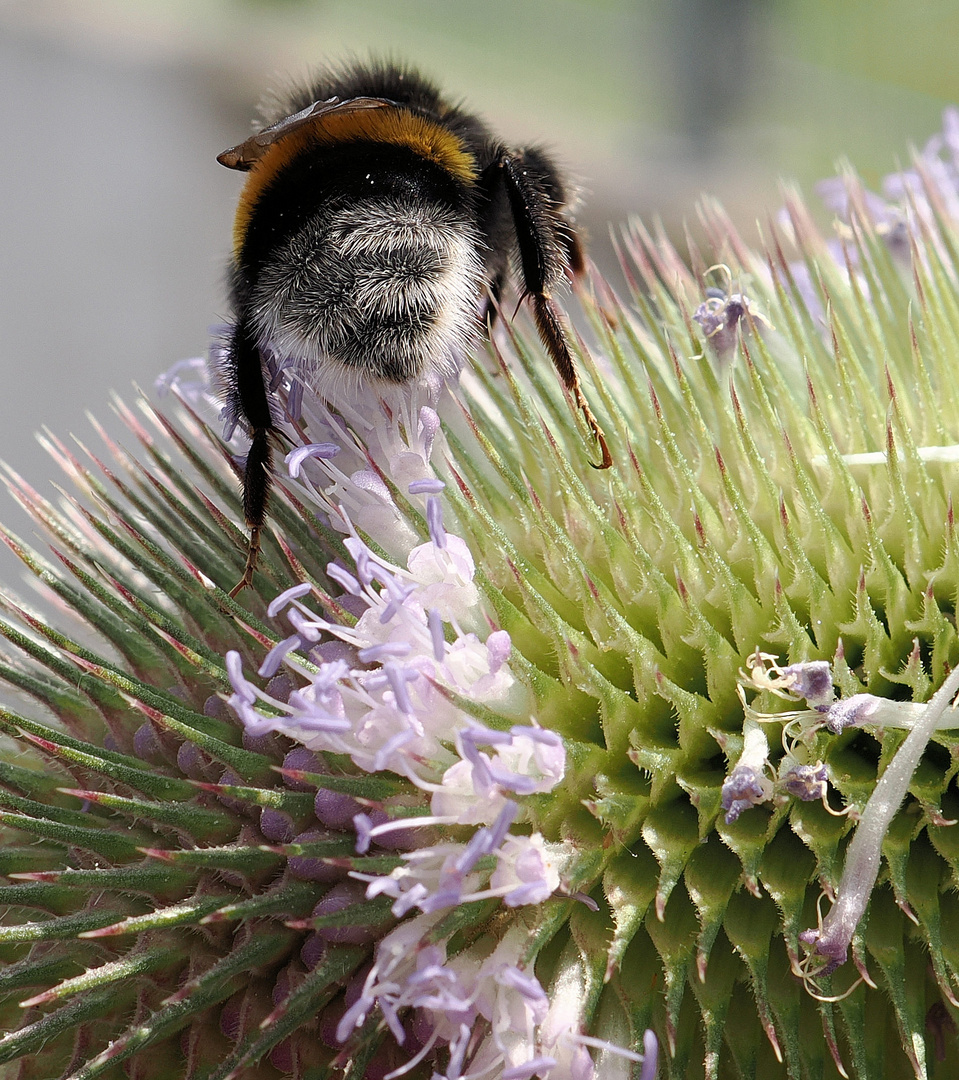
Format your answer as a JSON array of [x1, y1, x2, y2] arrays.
[[490, 148, 611, 469], [227, 321, 275, 598]]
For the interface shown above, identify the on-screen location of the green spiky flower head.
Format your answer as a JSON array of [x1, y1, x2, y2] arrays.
[[4, 112, 959, 1080]]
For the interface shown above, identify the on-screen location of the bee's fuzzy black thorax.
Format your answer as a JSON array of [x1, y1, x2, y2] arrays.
[[219, 58, 605, 597]]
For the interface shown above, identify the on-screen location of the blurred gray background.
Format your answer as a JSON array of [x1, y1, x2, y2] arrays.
[[0, 0, 957, 595]]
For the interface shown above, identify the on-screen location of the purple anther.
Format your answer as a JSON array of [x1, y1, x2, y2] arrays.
[[267, 582, 312, 618], [640, 1029, 659, 1080], [225, 650, 256, 704], [285, 442, 340, 478], [258, 635, 302, 678], [408, 478, 446, 495], [349, 543, 373, 587], [372, 729, 417, 773], [510, 724, 561, 747], [378, 581, 418, 624], [487, 800, 520, 850], [357, 642, 413, 664], [502, 1059, 558, 1080], [287, 607, 322, 642], [384, 661, 418, 715], [327, 563, 363, 596]]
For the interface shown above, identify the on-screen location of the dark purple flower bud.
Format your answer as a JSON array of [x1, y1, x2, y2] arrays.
[[336, 594, 369, 619], [176, 741, 216, 781], [241, 726, 285, 758], [410, 1009, 435, 1052], [216, 769, 257, 817], [219, 993, 244, 1041], [287, 828, 345, 883], [300, 932, 327, 971], [314, 639, 359, 666], [365, 807, 420, 851], [269, 1038, 296, 1072], [281, 746, 326, 790], [266, 673, 294, 704], [259, 807, 296, 843], [343, 962, 373, 1009], [203, 694, 233, 721], [314, 788, 363, 830], [317, 996, 347, 1049], [360, 1046, 400, 1080], [312, 881, 380, 944], [272, 963, 297, 1006], [133, 721, 174, 766]]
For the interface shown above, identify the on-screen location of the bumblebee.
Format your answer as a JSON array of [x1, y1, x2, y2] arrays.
[[218, 59, 610, 596]]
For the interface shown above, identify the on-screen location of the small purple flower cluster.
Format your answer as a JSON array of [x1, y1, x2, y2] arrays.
[[773, 108, 959, 331], [730, 650, 959, 988], [223, 378, 657, 1078], [226, 521, 578, 1076], [818, 107, 959, 259], [721, 651, 920, 826]]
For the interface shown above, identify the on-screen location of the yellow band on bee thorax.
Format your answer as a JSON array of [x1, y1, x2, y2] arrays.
[[232, 108, 477, 255]]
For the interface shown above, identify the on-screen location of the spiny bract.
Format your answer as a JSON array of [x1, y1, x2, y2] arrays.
[[3, 114, 959, 1080]]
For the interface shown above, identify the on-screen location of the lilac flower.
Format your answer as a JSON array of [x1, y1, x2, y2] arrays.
[[780, 760, 828, 802], [693, 285, 771, 360], [219, 379, 655, 1078], [720, 723, 773, 823]]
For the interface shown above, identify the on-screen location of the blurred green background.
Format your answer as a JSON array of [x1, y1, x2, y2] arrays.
[[0, 0, 956, 588]]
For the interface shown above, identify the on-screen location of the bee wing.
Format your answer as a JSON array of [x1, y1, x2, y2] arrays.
[[216, 96, 396, 170]]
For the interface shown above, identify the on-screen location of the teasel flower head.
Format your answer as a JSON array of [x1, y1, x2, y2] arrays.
[[5, 109, 959, 1080]]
